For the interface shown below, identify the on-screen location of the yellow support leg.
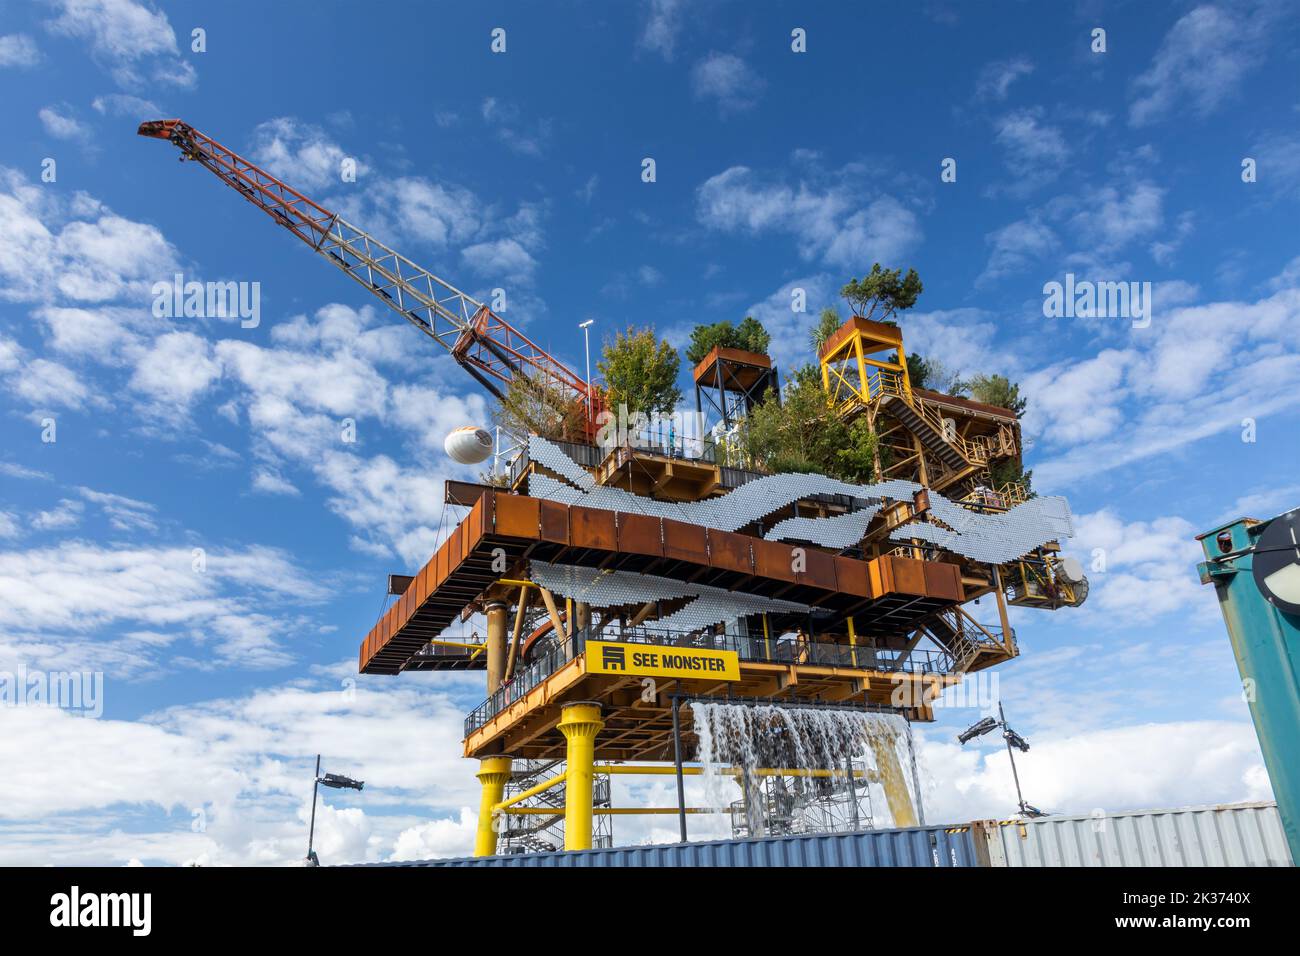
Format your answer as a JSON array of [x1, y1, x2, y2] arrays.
[[557, 701, 604, 851], [473, 756, 513, 857]]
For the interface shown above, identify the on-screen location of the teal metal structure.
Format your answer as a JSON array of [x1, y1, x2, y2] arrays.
[[1198, 510, 1300, 865]]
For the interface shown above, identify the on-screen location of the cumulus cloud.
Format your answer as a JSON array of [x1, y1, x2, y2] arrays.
[[1129, 3, 1275, 127], [38, 105, 90, 141], [975, 55, 1034, 101], [44, 0, 195, 89], [637, 0, 686, 60], [696, 165, 922, 270], [691, 52, 765, 115], [249, 117, 363, 192], [0, 34, 40, 67]]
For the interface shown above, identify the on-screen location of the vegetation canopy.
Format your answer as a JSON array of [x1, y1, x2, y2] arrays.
[[598, 325, 682, 417], [840, 264, 923, 323], [685, 316, 772, 365]]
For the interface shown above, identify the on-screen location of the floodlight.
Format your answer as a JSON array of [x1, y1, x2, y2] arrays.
[[957, 716, 999, 744]]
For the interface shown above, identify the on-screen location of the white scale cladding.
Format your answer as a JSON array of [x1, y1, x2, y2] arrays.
[[524, 437, 1073, 564], [529, 561, 810, 634]]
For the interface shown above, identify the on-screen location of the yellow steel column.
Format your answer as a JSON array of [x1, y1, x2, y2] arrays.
[[485, 601, 507, 694], [557, 701, 604, 851], [473, 756, 513, 857]]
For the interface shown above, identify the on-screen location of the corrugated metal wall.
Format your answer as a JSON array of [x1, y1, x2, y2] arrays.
[[375, 824, 979, 868], [359, 802, 1292, 867], [980, 802, 1292, 867]]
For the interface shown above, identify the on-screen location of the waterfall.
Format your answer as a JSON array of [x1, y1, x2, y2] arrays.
[[688, 701, 922, 831]]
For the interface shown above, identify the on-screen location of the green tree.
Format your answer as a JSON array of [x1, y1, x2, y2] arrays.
[[734, 315, 771, 354], [598, 325, 682, 416], [739, 366, 880, 480], [494, 373, 589, 443], [685, 316, 772, 364], [964, 373, 1028, 416], [840, 264, 923, 322], [903, 353, 966, 395], [810, 306, 842, 354]]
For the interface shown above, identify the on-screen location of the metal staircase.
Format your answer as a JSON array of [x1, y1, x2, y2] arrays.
[[922, 607, 1017, 672]]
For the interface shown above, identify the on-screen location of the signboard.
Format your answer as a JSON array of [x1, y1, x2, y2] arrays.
[[585, 640, 740, 681]]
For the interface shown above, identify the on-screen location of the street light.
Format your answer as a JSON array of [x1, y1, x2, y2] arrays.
[[579, 319, 594, 425], [957, 703, 1043, 819], [306, 754, 365, 866]]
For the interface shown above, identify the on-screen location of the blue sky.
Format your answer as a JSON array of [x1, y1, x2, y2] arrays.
[[0, 0, 1298, 864]]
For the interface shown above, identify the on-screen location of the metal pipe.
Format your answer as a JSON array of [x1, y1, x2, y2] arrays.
[[492, 769, 567, 812], [306, 753, 320, 863], [502, 807, 715, 815], [672, 694, 687, 842]]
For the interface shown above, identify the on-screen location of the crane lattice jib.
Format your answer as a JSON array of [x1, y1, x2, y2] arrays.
[[137, 119, 594, 405]]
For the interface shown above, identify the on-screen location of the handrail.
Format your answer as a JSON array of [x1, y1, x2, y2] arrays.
[[462, 624, 958, 736]]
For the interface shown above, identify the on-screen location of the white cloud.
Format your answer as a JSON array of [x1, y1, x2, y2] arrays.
[[975, 56, 1033, 101], [697, 165, 922, 270], [0, 538, 329, 673], [0, 33, 41, 67], [129, 331, 221, 407], [0, 512, 21, 540], [76, 486, 157, 532], [0, 675, 479, 864], [977, 180, 1166, 285], [91, 92, 161, 117], [638, 0, 686, 60], [13, 358, 91, 409], [480, 98, 552, 157], [335, 175, 481, 251], [38, 105, 89, 141], [691, 52, 765, 115], [1129, 3, 1272, 127], [460, 238, 537, 285], [31, 498, 85, 531], [44, 0, 195, 89], [921, 720, 1269, 821], [990, 108, 1068, 195], [0, 167, 182, 306], [1068, 508, 1210, 624], [249, 117, 362, 192], [251, 468, 300, 497]]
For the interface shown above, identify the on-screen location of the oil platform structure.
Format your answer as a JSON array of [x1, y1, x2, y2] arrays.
[[142, 120, 1088, 857]]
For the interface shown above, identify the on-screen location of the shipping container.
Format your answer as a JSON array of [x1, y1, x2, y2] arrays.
[[357, 802, 1292, 868], [973, 801, 1292, 868]]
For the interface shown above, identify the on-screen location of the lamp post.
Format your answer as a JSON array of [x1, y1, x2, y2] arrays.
[[958, 703, 1043, 818], [579, 319, 594, 425], [305, 754, 364, 866]]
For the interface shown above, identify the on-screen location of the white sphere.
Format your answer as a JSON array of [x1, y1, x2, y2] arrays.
[[444, 426, 493, 464]]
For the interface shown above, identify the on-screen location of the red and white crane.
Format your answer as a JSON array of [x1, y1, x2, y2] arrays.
[[138, 119, 600, 429]]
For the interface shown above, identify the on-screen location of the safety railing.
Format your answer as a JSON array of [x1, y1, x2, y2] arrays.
[[958, 480, 1030, 511], [463, 624, 957, 736]]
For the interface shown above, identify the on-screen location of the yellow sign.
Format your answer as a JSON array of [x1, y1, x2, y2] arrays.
[[586, 640, 740, 681]]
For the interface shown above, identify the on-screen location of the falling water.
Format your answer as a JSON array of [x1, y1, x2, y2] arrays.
[[688, 701, 922, 830]]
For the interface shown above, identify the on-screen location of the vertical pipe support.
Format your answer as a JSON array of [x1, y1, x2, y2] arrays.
[[473, 755, 513, 857], [485, 600, 508, 694], [558, 701, 604, 851], [672, 694, 688, 842]]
